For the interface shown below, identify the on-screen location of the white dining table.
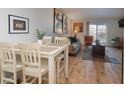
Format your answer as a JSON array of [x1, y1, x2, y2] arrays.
[[42, 43, 69, 83], [15, 43, 69, 84]]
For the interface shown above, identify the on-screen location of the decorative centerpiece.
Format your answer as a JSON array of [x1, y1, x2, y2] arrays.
[[35, 29, 45, 45]]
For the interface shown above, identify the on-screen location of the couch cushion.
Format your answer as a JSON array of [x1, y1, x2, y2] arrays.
[[68, 37, 73, 44], [72, 42, 80, 53], [72, 36, 77, 42], [68, 36, 77, 44]]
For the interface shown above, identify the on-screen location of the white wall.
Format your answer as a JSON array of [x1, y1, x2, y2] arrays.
[[72, 18, 123, 46], [0, 8, 54, 43], [67, 18, 73, 36]]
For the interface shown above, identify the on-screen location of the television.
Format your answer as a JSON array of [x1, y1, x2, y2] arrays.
[[119, 19, 124, 28]]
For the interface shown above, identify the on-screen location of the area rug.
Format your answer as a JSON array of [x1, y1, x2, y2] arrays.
[[82, 46, 120, 64]]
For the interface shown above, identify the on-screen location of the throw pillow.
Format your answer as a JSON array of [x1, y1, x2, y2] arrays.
[[72, 36, 77, 42], [68, 36, 73, 44]]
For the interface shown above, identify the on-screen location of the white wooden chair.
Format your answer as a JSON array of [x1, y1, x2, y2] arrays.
[[42, 36, 52, 44], [19, 43, 48, 84], [54, 37, 68, 83], [55, 37, 68, 45], [0, 43, 23, 84]]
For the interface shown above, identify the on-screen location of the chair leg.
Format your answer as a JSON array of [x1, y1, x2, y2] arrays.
[[23, 67, 26, 83], [1, 70, 4, 84], [38, 75, 42, 84], [23, 72, 26, 83], [14, 72, 17, 84]]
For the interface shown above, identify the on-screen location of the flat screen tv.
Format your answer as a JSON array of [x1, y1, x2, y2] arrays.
[[119, 19, 124, 28]]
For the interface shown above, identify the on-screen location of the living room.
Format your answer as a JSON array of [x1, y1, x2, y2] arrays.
[[63, 8, 124, 84], [0, 8, 124, 84]]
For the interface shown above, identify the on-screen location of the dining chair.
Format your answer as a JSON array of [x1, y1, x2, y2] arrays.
[[19, 43, 48, 84], [54, 37, 68, 83], [55, 37, 68, 45], [42, 36, 52, 44], [0, 42, 23, 84]]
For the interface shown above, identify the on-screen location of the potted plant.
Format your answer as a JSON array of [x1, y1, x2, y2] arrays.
[[35, 29, 45, 45]]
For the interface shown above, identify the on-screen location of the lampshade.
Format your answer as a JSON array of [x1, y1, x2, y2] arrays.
[[74, 29, 78, 33], [74, 26, 80, 33]]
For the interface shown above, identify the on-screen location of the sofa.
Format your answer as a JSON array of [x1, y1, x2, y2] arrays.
[[68, 36, 81, 55]]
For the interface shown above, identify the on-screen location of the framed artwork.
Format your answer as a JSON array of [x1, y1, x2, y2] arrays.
[[53, 8, 63, 33], [63, 14, 68, 34], [8, 15, 29, 34], [73, 22, 83, 33]]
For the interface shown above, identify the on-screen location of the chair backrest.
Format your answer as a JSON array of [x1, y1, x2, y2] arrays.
[[42, 36, 52, 44], [55, 37, 68, 45], [0, 42, 16, 69], [19, 43, 41, 67]]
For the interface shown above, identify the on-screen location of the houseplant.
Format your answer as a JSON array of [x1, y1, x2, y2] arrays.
[[35, 29, 45, 44]]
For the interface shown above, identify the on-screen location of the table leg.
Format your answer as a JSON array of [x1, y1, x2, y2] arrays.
[[64, 47, 69, 78], [48, 56, 56, 84]]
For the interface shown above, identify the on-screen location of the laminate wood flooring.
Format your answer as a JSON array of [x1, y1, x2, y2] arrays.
[[59, 47, 122, 84]]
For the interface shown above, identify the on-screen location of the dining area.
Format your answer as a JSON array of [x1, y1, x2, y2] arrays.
[[0, 36, 69, 84]]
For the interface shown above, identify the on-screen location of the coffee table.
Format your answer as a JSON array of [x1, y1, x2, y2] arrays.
[[92, 43, 105, 57]]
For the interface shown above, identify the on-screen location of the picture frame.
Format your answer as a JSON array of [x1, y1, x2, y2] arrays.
[[53, 8, 63, 33], [73, 22, 83, 33], [62, 14, 68, 34], [8, 15, 29, 34]]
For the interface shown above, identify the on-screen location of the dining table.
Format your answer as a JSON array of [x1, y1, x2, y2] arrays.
[[15, 43, 69, 84]]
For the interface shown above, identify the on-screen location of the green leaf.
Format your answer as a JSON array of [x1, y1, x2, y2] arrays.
[[35, 29, 45, 40]]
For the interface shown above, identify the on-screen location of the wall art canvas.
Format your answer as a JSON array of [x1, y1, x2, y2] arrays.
[[53, 8, 63, 33], [9, 15, 29, 34], [73, 22, 83, 33], [63, 14, 68, 34]]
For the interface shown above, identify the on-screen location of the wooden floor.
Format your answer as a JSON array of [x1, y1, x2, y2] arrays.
[[59, 47, 122, 84]]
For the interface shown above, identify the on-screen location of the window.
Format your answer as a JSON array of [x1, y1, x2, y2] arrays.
[[89, 25, 97, 41], [89, 24, 107, 44]]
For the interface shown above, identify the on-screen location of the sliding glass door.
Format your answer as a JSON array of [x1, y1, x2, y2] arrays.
[[89, 25, 97, 41], [89, 24, 107, 44], [98, 25, 107, 44]]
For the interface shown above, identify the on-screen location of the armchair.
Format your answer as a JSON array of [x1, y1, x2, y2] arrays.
[[84, 36, 93, 47]]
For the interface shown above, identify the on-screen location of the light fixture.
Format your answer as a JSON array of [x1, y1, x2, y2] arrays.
[[74, 26, 79, 37], [74, 29, 78, 34]]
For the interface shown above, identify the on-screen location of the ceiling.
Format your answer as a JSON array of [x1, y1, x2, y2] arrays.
[[63, 8, 124, 20]]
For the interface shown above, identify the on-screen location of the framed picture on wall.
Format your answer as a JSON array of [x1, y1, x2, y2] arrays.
[[73, 22, 83, 33], [8, 15, 29, 34], [53, 8, 63, 33], [63, 14, 68, 34]]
